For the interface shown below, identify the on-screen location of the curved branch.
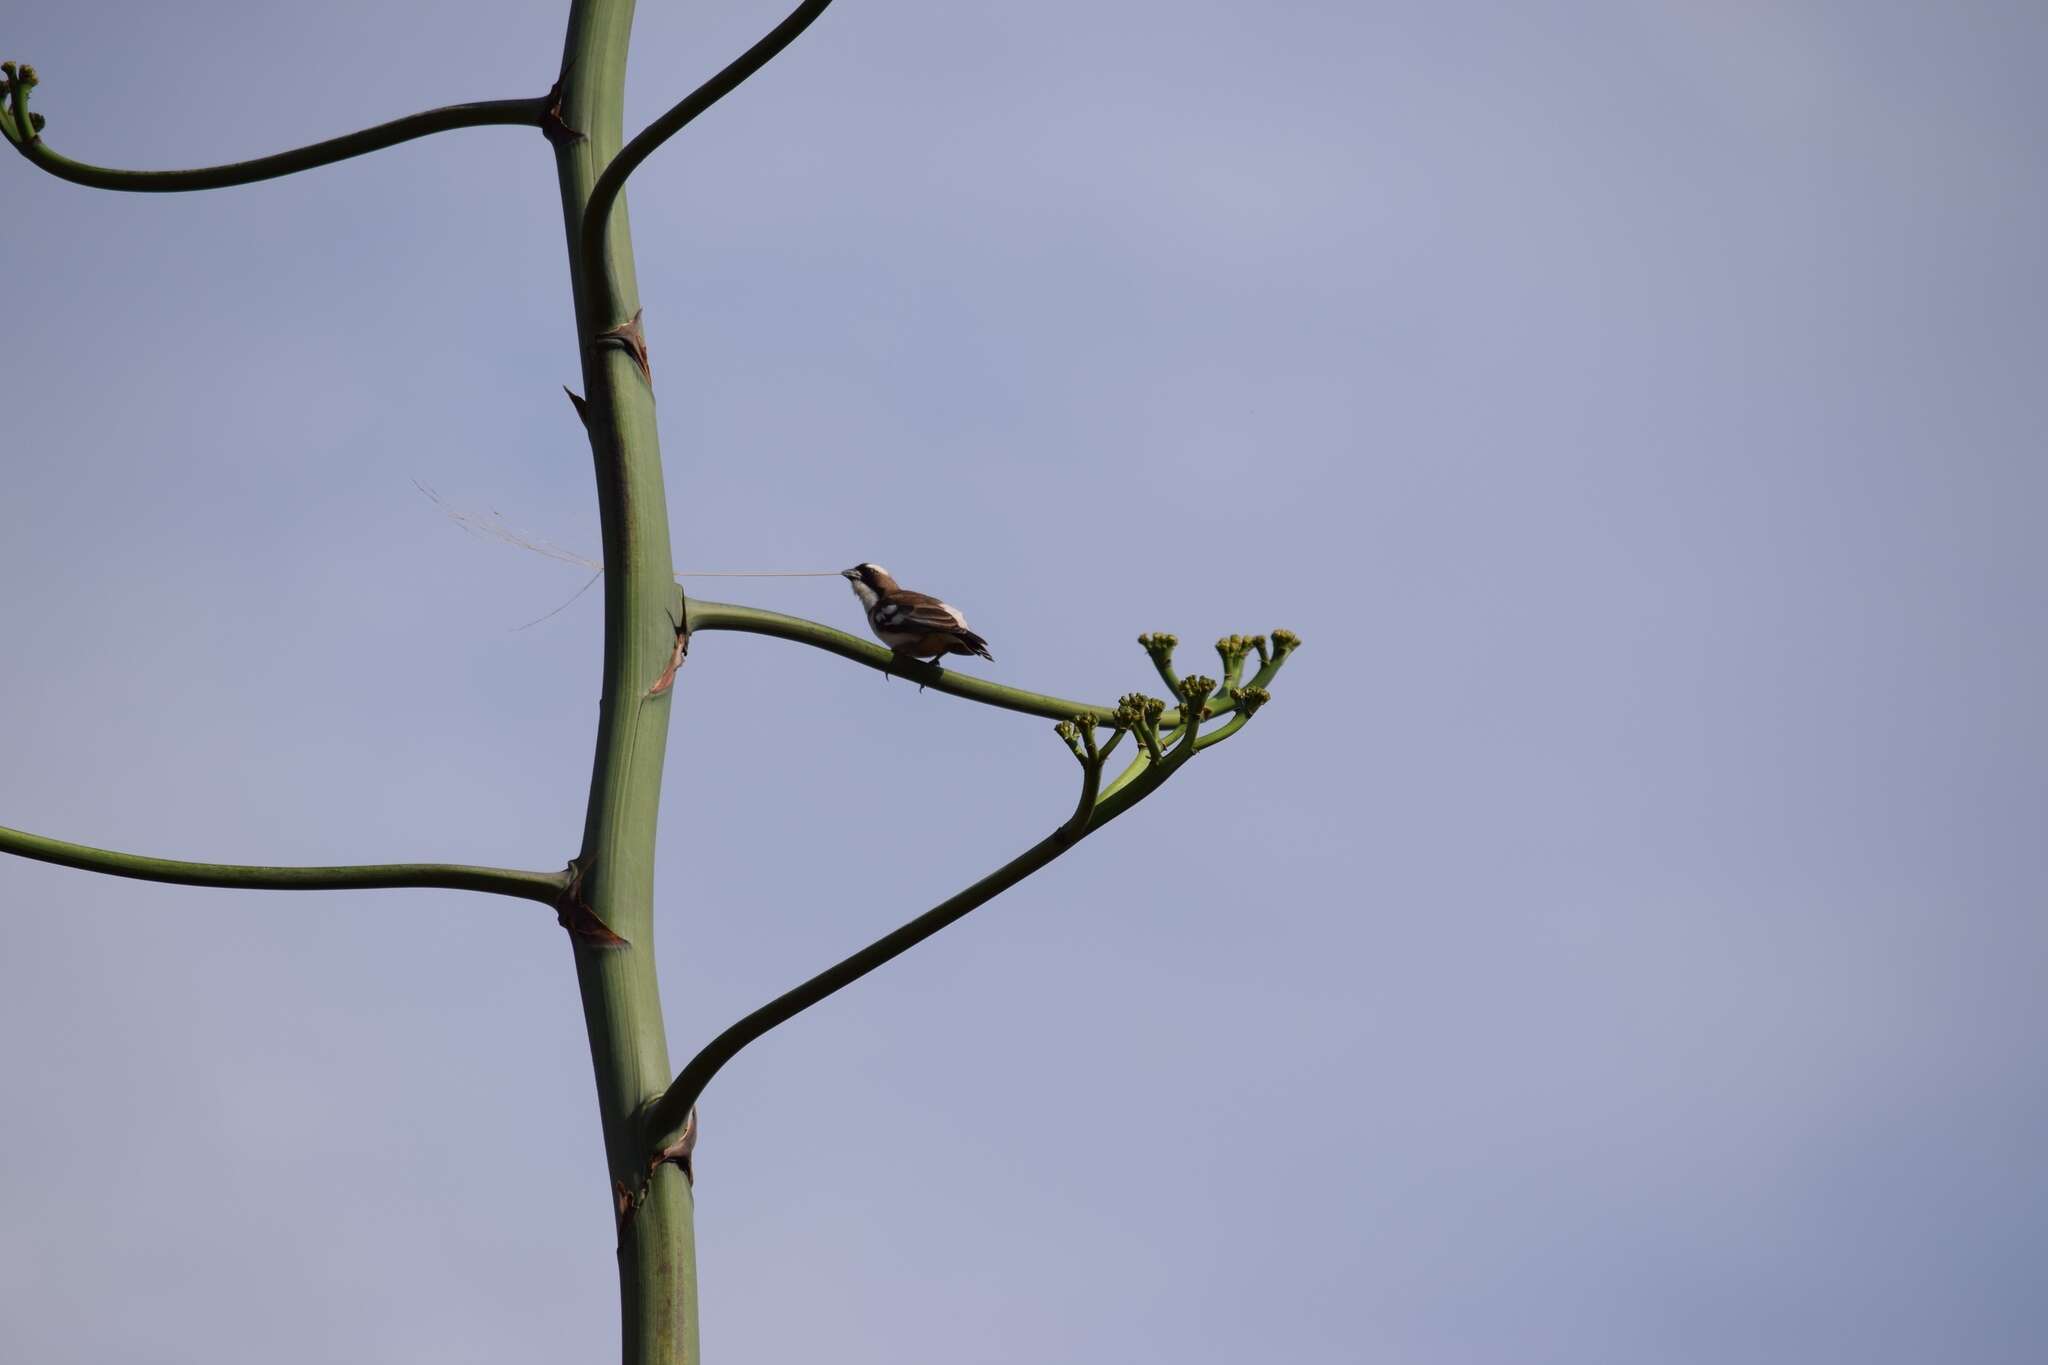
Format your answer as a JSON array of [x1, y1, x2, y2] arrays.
[[1, 64, 546, 193], [1059, 722, 1111, 840], [636, 636, 1301, 1158], [640, 824, 1070, 1156], [1193, 708, 1255, 752], [684, 599, 1242, 729], [0, 822, 567, 902], [577, 0, 835, 311], [638, 719, 1203, 1157]]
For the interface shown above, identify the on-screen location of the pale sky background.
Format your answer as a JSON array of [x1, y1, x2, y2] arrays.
[[3, 2, 2044, 1361]]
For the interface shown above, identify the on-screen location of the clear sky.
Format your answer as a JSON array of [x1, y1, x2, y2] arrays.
[[3, 2, 2043, 1361]]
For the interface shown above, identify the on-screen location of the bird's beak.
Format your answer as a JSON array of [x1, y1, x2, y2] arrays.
[[840, 567, 859, 579]]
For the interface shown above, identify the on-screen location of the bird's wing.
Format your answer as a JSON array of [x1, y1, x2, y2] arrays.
[[879, 591, 970, 632]]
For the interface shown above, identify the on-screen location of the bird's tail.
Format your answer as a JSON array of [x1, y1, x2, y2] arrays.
[[956, 630, 993, 661]]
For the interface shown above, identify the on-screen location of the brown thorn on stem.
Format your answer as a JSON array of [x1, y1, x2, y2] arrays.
[[563, 386, 589, 428], [617, 1104, 696, 1242], [594, 309, 651, 383], [539, 68, 583, 145], [555, 857, 629, 947], [653, 1105, 698, 1186], [646, 611, 688, 697]]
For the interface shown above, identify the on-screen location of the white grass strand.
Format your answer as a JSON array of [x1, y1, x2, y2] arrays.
[[416, 482, 841, 582]]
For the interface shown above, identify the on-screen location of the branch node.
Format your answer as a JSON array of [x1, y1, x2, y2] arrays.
[[540, 70, 584, 145], [555, 858, 630, 947], [645, 610, 688, 697], [1057, 714, 1118, 843], [653, 1105, 698, 1186], [1118, 692, 1168, 761], [593, 308, 651, 384]]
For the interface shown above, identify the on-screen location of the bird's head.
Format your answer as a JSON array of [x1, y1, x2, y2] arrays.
[[842, 562, 897, 607]]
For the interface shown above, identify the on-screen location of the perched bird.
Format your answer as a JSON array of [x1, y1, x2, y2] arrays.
[[842, 562, 994, 663]]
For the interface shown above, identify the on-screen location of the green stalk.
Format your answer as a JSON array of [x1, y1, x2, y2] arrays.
[[683, 600, 1240, 730], [641, 825, 1078, 1154], [0, 65, 543, 192], [551, 7, 695, 1362], [637, 723, 1190, 1160], [0, 823, 563, 901]]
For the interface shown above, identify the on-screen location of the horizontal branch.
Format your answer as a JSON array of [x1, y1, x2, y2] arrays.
[[1, 63, 546, 193], [0, 822, 567, 902], [578, 0, 835, 310], [683, 599, 1236, 729]]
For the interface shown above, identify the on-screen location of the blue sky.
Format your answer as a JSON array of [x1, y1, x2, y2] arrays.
[[3, 2, 2044, 1361]]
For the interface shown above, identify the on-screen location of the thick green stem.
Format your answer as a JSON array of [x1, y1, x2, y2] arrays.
[[553, 6, 695, 1362], [0, 823, 563, 901]]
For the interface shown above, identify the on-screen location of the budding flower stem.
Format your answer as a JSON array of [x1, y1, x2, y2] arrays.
[[1214, 637, 1249, 692], [1192, 710, 1255, 751], [1096, 726, 1129, 764], [1062, 738, 1107, 843], [1243, 643, 1295, 695], [1098, 738, 1168, 805], [1138, 633, 1181, 694]]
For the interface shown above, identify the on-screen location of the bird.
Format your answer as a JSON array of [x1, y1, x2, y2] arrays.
[[842, 563, 994, 664]]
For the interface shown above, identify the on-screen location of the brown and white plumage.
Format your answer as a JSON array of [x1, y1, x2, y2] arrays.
[[842, 562, 993, 662]]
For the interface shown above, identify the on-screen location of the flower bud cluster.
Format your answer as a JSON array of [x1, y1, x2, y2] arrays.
[[1229, 686, 1271, 718], [1214, 634, 1265, 687]]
